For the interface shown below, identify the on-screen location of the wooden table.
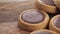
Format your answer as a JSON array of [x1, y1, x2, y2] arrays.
[[0, 0, 36, 34]]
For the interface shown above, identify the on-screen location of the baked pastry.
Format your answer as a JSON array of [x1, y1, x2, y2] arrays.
[[53, 0, 60, 10], [30, 29, 58, 34], [35, 0, 56, 14], [49, 15, 60, 34], [18, 9, 49, 31]]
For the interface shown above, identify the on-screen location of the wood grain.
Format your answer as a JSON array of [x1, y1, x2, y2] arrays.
[[0, 0, 35, 34], [0, 0, 35, 22], [0, 22, 30, 34]]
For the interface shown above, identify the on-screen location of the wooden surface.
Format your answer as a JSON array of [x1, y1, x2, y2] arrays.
[[0, 0, 35, 22], [0, 22, 30, 34], [0, 0, 36, 34]]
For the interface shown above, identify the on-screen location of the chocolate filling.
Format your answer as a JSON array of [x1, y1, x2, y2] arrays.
[[54, 17, 60, 28], [40, 0, 55, 6], [33, 31, 53, 34], [22, 9, 44, 24]]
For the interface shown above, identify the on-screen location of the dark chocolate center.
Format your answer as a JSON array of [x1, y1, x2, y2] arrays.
[[33, 31, 53, 34], [22, 10, 44, 24], [54, 17, 60, 28], [40, 0, 55, 6]]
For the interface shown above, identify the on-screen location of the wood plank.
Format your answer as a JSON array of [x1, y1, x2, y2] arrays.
[[0, 0, 36, 22], [0, 0, 35, 34], [0, 22, 30, 34]]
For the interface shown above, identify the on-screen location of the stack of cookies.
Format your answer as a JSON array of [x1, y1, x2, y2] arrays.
[[18, 0, 60, 34]]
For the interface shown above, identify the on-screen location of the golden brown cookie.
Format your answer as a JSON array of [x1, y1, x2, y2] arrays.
[[49, 15, 60, 34], [53, 0, 60, 10], [30, 29, 58, 34], [18, 9, 49, 31], [35, 0, 56, 14]]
